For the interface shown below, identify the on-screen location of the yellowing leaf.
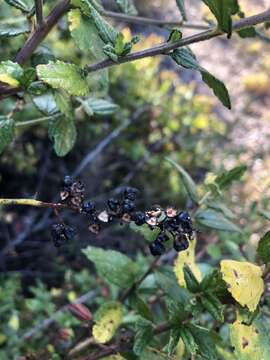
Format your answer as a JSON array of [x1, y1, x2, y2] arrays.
[[8, 313, 19, 331], [230, 314, 270, 359], [93, 302, 123, 344], [0, 60, 23, 87], [68, 9, 81, 31], [102, 355, 125, 360], [174, 238, 201, 287], [220, 260, 264, 312], [0, 74, 19, 86]]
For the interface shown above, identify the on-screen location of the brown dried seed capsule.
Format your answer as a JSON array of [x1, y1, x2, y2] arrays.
[[60, 190, 70, 201], [146, 207, 162, 218], [98, 210, 109, 223], [71, 196, 83, 207], [122, 213, 131, 222], [166, 207, 177, 218], [68, 303, 92, 322], [88, 223, 100, 234], [146, 217, 158, 226]]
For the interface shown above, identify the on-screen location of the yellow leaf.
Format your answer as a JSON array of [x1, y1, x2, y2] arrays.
[[220, 260, 264, 312], [176, 338, 185, 359], [93, 302, 123, 344], [8, 313, 19, 331], [68, 9, 81, 32], [102, 355, 125, 360], [0, 74, 19, 87], [230, 313, 270, 359], [174, 237, 201, 287]]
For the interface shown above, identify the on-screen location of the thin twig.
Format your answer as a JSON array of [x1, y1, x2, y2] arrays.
[[34, 0, 44, 27], [102, 10, 210, 30], [15, 113, 61, 127], [85, 8, 270, 73], [0, 198, 68, 210]]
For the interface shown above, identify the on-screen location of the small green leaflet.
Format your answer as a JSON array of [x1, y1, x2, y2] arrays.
[[201, 0, 239, 36], [0, 60, 24, 87], [68, 9, 105, 61], [176, 0, 187, 21], [257, 231, 270, 264], [0, 21, 29, 38], [195, 209, 241, 232], [215, 165, 247, 189], [4, 0, 33, 13], [48, 115, 77, 157], [171, 47, 231, 109], [0, 117, 15, 154], [115, 0, 137, 15], [83, 246, 140, 288], [71, 0, 118, 45], [32, 93, 58, 115], [133, 317, 154, 356], [54, 90, 73, 118], [37, 61, 89, 96], [79, 97, 119, 116], [166, 157, 199, 203]]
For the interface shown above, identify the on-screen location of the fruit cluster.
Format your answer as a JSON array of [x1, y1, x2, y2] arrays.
[[51, 176, 194, 255]]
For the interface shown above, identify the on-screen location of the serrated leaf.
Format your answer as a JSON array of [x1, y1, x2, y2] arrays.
[[115, 0, 137, 15], [130, 222, 160, 242], [166, 157, 199, 203], [183, 265, 200, 293], [4, 0, 33, 13], [230, 314, 270, 359], [174, 238, 202, 288], [237, 27, 256, 38], [68, 9, 105, 61], [0, 61, 23, 87], [83, 246, 140, 287], [0, 118, 15, 154], [220, 260, 264, 312], [215, 165, 247, 190], [200, 291, 224, 322], [188, 324, 219, 360], [133, 317, 154, 356], [71, 0, 118, 45], [179, 326, 198, 355], [81, 98, 119, 116], [37, 61, 89, 96], [257, 231, 270, 264], [155, 268, 190, 305], [171, 47, 231, 109], [130, 294, 153, 322], [0, 21, 29, 38], [54, 90, 72, 118], [195, 209, 241, 232], [166, 328, 181, 356], [201, 0, 239, 36], [93, 301, 123, 343], [176, 0, 187, 21], [48, 115, 77, 156]]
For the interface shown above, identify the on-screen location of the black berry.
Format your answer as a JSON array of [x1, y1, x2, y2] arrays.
[[122, 199, 135, 213], [149, 240, 166, 256], [82, 200, 96, 214], [131, 211, 146, 226], [107, 198, 120, 212], [173, 234, 189, 252], [124, 187, 138, 201], [63, 175, 73, 187], [64, 225, 77, 240], [156, 232, 169, 243]]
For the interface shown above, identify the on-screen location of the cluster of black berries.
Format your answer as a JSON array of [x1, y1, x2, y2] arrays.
[[51, 176, 194, 256], [51, 223, 77, 247]]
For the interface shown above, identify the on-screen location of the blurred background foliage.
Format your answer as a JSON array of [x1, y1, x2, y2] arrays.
[[0, 0, 270, 357]]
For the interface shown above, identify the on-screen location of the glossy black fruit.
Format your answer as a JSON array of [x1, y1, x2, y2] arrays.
[[132, 211, 146, 226], [173, 234, 189, 252], [107, 198, 120, 212], [149, 240, 166, 256], [81, 200, 96, 214], [122, 199, 135, 213], [124, 187, 138, 201]]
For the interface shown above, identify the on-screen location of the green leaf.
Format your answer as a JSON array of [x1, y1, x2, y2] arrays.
[[32, 93, 58, 115], [258, 210, 270, 220], [54, 90, 73, 118], [206, 200, 236, 220], [0, 61, 24, 87], [257, 231, 270, 264], [48, 116, 77, 157], [183, 265, 201, 293], [133, 317, 154, 356], [20, 68, 36, 88], [168, 29, 183, 43], [166, 157, 199, 203], [171, 47, 231, 109], [155, 268, 190, 306], [80, 97, 119, 116], [68, 9, 105, 61], [0, 118, 15, 154], [200, 291, 224, 322], [93, 301, 123, 343], [37, 61, 89, 96], [237, 27, 256, 38], [115, 0, 137, 15], [130, 294, 153, 322], [83, 246, 140, 288], [179, 326, 198, 355], [176, 0, 187, 21], [195, 209, 241, 232], [166, 328, 181, 356], [201, 0, 239, 36], [215, 165, 247, 190], [130, 222, 161, 242], [188, 324, 219, 360], [0, 21, 29, 38], [72, 0, 118, 45], [4, 0, 33, 13]]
